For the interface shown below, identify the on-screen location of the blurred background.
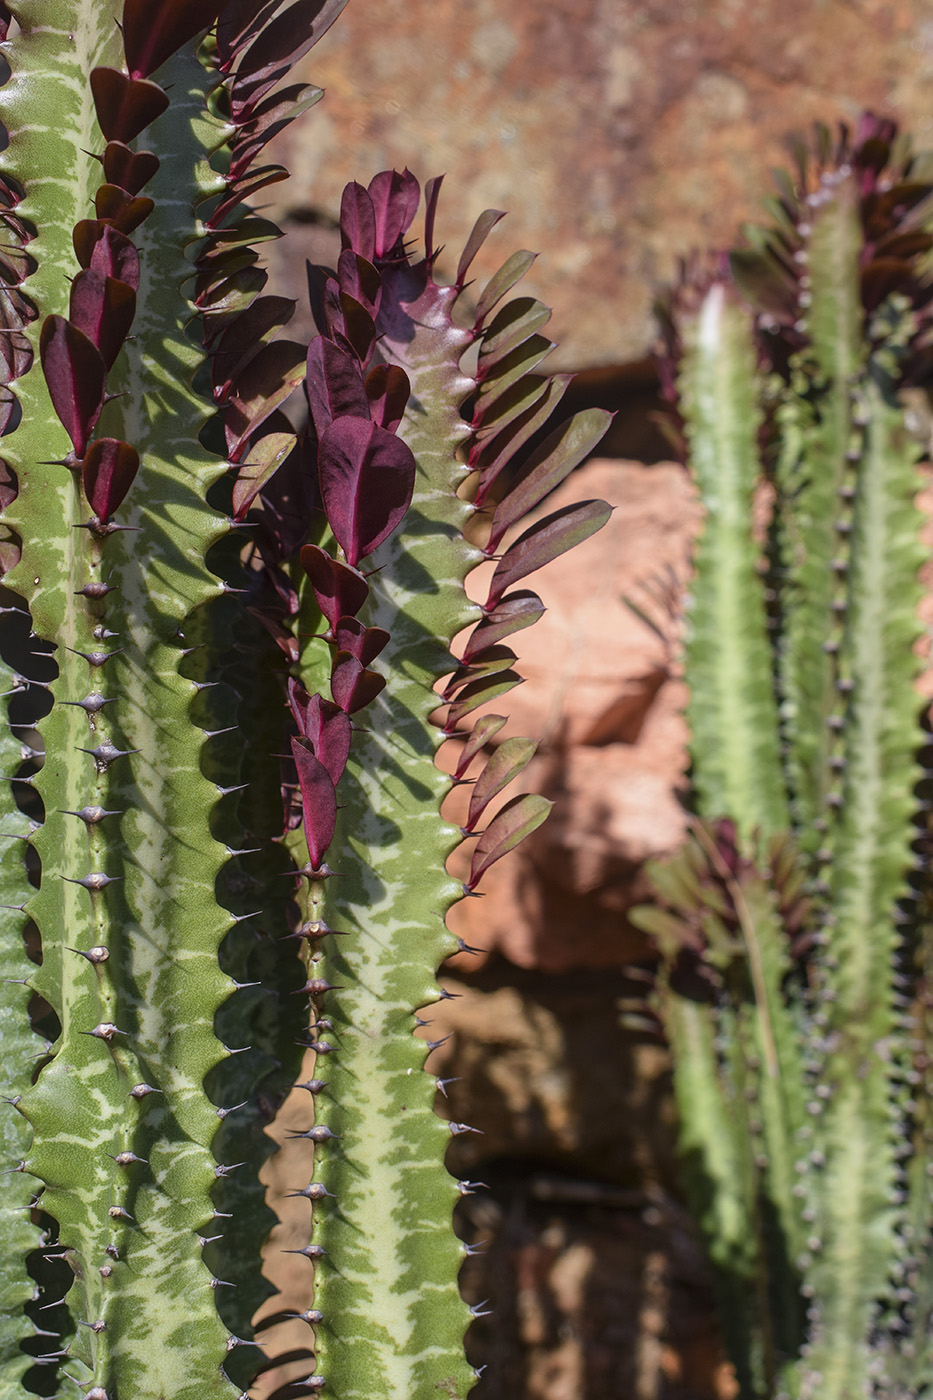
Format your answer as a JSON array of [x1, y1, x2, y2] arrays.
[[255, 4, 933, 1396]]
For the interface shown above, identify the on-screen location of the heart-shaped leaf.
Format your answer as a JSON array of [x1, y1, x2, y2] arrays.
[[305, 337, 369, 436], [39, 316, 105, 458], [211, 295, 295, 398], [89, 68, 169, 143], [123, 0, 225, 79], [73, 221, 140, 291], [224, 339, 306, 462], [299, 544, 369, 630], [82, 438, 140, 521], [465, 737, 537, 832], [231, 430, 296, 519], [330, 650, 386, 714], [364, 364, 410, 432], [336, 249, 382, 320], [453, 714, 507, 779], [466, 793, 552, 890], [102, 142, 160, 195], [367, 168, 420, 259], [287, 682, 352, 786], [69, 269, 136, 371], [317, 417, 415, 568], [486, 501, 612, 611], [332, 617, 390, 665], [290, 737, 337, 870], [95, 184, 155, 236]]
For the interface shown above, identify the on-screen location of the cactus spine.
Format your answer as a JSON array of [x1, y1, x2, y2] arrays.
[[638, 117, 933, 1399]]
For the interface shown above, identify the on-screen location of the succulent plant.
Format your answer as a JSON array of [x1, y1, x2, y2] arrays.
[[636, 116, 933, 1400], [0, 3, 611, 1396]]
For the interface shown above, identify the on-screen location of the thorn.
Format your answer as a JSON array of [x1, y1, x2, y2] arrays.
[[436, 1077, 460, 1097], [205, 726, 238, 739], [229, 909, 264, 924], [64, 872, 122, 892], [85, 1022, 127, 1042], [449, 1121, 482, 1136], [75, 581, 117, 599], [110, 1151, 146, 1167], [469, 1299, 492, 1318], [216, 1102, 247, 1120], [458, 1180, 487, 1195], [287, 1126, 338, 1143], [129, 1083, 160, 1099], [62, 692, 115, 715], [285, 1183, 333, 1202], [457, 937, 482, 955], [214, 1162, 245, 1178], [215, 782, 248, 796], [295, 978, 339, 996], [67, 647, 124, 667], [283, 1244, 326, 1260], [78, 740, 138, 767], [77, 1319, 107, 1333], [108, 1205, 134, 1221], [99, 1265, 112, 1278], [426, 1034, 452, 1051], [292, 1079, 327, 1094], [193, 680, 220, 693], [209, 1277, 236, 1289], [225, 845, 261, 857], [62, 806, 123, 826], [68, 945, 109, 963], [287, 1309, 324, 1325], [198, 1233, 224, 1247]]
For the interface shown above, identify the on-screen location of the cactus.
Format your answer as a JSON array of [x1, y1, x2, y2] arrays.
[[0, 4, 611, 1396], [635, 117, 933, 1400]]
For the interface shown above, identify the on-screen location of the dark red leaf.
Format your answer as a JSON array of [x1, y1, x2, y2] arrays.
[[367, 169, 420, 259], [247, 604, 299, 663], [73, 221, 140, 291], [95, 184, 155, 236], [82, 438, 140, 521], [290, 737, 337, 870], [230, 0, 348, 118], [198, 268, 268, 333], [39, 316, 105, 458], [89, 68, 169, 143], [339, 182, 376, 262], [69, 269, 136, 371], [317, 417, 416, 568], [0, 458, 17, 510], [444, 645, 517, 699], [453, 714, 507, 778], [231, 430, 295, 518], [486, 407, 612, 552], [462, 591, 545, 661], [102, 142, 160, 195], [465, 736, 537, 832], [123, 0, 225, 79], [216, 0, 280, 67], [364, 364, 410, 431], [336, 291, 375, 365], [336, 249, 381, 319], [332, 617, 389, 665], [305, 336, 369, 436], [330, 650, 385, 714], [228, 84, 323, 178], [466, 793, 552, 889], [0, 386, 16, 436], [474, 334, 555, 415], [207, 166, 289, 229], [0, 524, 19, 575], [472, 375, 571, 507], [287, 682, 352, 786], [486, 501, 612, 611], [211, 294, 295, 396], [424, 174, 444, 264], [478, 296, 552, 371], [457, 208, 505, 286], [224, 339, 306, 462], [300, 544, 369, 630], [445, 672, 523, 730]]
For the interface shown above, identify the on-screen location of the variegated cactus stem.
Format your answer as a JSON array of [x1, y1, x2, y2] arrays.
[[638, 115, 933, 1400], [0, 0, 345, 1396], [224, 169, 611, 1397]]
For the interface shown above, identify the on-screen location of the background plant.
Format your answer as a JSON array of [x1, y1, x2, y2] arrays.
[[0, 3, 610, 1398], [633, 115, 933, 1400]]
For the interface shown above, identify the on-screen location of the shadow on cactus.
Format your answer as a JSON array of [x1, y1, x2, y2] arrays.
[[633, 114, 933, 1400], [0, 3, 610, 1397]]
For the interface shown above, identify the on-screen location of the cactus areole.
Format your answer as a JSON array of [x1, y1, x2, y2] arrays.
[[0, 2, 609, 1396]]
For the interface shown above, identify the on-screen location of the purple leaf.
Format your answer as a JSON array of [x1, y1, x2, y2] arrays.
[[300, 544, 369, 630], [453, 714, 507, 779], [102, 142, 160, 195], [0, 458, 17, 510], [474, 250, 537, 326], [73, 221, 140, 291], [290, 737, 337, 870], [364, 364, 410, 431], [478, 296, 551, 371], [367, 169, 420, 259], [444, 645, 517, 699], [486, 407, 612, 552], [473, 335, 555, 416], [462, 591, 545, 661], [318, 417, 415, 567], [446, 672, 523, 730], [123, 0, 225, 79], [95, 184, 154, 236], [230, 0, 348, 118], [486, 501, 612, 611], [89, 68, 169, 143], [424, 174, 444, 264], [456, 208, 506, 286], [330, 650, 386, 714], [69, 269, 136, 371], [335, 291, 376, 365], [465, 736, 537, 832], [472, 375, 571, 507], [287, 682, 352, 786], [305, 336, 369, 436], [339, 183, 376, 262], [332, 617, 390, 665], [224, 339, 306, 462], [196, 266, 268, 324], [216, 0, 280, 67], [39, 316, 105, 458], [207, 166, 289, 230], [211, 295, 295, 399], [0, 387, 16, 437], [82, 438, 140, 521], [336, 250, 382, 320], [231, 430, 295, 519], [228, 84, 323, 178], [466, 793, 552, 890]]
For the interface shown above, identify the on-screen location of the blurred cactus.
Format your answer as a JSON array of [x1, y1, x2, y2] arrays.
[[635, 115, 933, 1399], [0, 2, 609, 1397]]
